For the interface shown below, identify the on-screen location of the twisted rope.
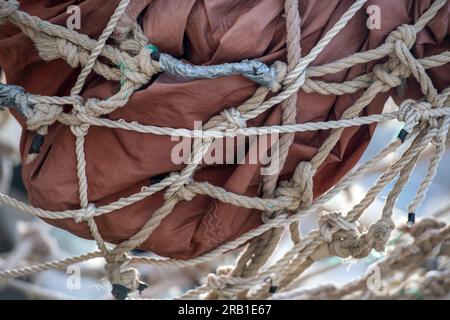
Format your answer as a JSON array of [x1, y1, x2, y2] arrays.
[[0, 0, 449, 300]]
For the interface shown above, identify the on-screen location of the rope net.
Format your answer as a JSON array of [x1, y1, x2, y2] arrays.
[[0, 0, 449, 299]]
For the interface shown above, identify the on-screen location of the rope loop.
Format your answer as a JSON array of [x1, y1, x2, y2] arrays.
[[70, 123, 90, 137]]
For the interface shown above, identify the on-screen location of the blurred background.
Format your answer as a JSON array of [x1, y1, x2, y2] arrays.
[[0, 69, 449, 299]]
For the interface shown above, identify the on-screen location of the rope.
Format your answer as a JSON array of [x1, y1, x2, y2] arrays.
[[0, 0, 449, 300]]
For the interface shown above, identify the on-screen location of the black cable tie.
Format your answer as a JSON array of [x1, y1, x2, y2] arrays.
[[138, 281, 149, 295], [264, 277, 278, 294], [407, 212, 416, 228], [28, 133, 45, 155], [111, 284, 131, 300], [146, 44, 160, 61], [151, 173, 168, 185], [398, 128, 409, 143]]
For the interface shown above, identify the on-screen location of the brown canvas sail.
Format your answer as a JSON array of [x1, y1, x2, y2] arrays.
[[0, 0, 449, 259]]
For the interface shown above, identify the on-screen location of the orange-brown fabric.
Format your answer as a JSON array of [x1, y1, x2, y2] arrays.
[[0, 0, 449, 259]]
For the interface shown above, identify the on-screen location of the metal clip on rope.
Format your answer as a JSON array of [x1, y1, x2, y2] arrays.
[[147, 45, 280, 91], [0, 82, 44, 155], [0, 81, 28, 115]]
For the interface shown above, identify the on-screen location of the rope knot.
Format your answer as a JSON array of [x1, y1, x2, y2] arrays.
[[260, 210, 288, 224], [276, 161, 314, 210], [317, 212, 384, 259], [221, 107, 247, 129], [74, 98, 102, 118], [25, 104, 63, 131], [74, 203, 96, 223], [106, 253, 148, 300], [372, 64, 402, 89], [56, 38, 81, 68], [177, 185, 196, 202], [367, 217, 395, 252], [399, 100, 437, 131], [399, 25, 417, 49], [138, 45, 161, 77], [205, 271, 243, 295], [374, 24, 418, 91], [318, 211, 359, 243], [206, 274, 228, 290], [216, 265, 234, 276], [203, 266, 236, 298], [163, 172, 192, 200], [273, 60, 288, 89], [0, 0, 18, 22], [70, 123, 90, 137], [386, 24, 417, 50], [119, 39, 141, 55]]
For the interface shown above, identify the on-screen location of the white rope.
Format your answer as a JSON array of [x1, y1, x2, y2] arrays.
[[0, 0, 449, 300]]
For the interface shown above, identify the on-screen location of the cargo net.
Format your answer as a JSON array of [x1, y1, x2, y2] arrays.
[[1, 0, 450, 300]]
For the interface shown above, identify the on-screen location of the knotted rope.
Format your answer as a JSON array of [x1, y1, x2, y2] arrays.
[[0, 0, 449, 300]]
